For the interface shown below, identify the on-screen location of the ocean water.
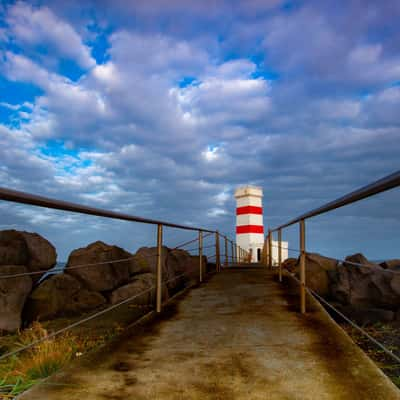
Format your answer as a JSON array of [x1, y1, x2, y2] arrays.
[[38, 262, 66, 283]]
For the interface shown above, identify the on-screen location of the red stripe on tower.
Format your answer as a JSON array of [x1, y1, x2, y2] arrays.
[[236, 225, 264, 234], [236, 206, 263, 215]]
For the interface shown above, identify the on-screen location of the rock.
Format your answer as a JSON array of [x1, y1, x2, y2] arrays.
[[0, 230, 57, 282], [128, 248, 204, 296], [281, 258, 298, 272], [166, 250, 206, 292], [135, 246, 186, 294], [381, 259, 400, 271], [331, 263, 400, 309], [330, 266, 351, 304], [128, 254, 151, 276], [0, 265, 32, 332], [294, 253, 338, 297], [134, 246, 168, 275], [66, 241, 131, 292], [337, 305, 394, 326], [25, 274, 106, 321], [109, 273, 167, 305], [343, 253, 379, 268]]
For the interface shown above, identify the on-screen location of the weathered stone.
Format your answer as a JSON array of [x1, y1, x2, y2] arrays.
[[25, 273, 106, 321], [166, 250, 206, 292], [282, 258, 298, 272], [109, 273, 167, 305], [343, 253, 379, 268], [294, 253, 338, 297], [0, 265, 32, 332], [331, 264, 400, 309], [330, 266, 351, 304], [0, 233, 28, 265], [381, 259, 400, 271], [0, 230, 57, 282], [66, 241, 131, 292], [135, 246, 186, 293], [128, 254, 151, 276], [135, 246, 168, 275]]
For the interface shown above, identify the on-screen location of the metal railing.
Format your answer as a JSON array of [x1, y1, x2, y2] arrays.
[[266, 170, 400, 313], [0, 185, 253, 365], [0, 186, 250, 311]]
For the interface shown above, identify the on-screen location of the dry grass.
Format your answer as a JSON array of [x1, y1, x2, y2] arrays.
[[0, 321, 124, 399]]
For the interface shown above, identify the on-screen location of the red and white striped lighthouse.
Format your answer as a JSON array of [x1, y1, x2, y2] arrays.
[[234, 186, 264, 262]]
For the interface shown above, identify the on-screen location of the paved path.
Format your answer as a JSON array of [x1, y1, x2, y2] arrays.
[[21, 268, 400, 399]]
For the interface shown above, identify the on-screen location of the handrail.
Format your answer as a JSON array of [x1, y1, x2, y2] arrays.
[[271, 170, 400, 231], [0, 186, 215, 233]]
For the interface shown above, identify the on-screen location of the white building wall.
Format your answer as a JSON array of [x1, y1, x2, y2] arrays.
[[270, 241, 289, 265]]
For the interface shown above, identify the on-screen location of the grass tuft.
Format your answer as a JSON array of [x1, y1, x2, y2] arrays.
[[0, 321, 122, 398]]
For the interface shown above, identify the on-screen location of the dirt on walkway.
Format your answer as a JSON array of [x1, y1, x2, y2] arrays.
[[19, 268, 400, 399]]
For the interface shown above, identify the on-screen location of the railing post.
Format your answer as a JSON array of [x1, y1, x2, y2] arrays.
[[156, 224, 163, 313], [215, 231, 221, 272], [235, 243, 238, 264], [231, 241, 234, 265], [278, 228, 282, 282], [264, 234, 269, 267], [268, 229, 273, 268], [300, 219, 306, 314], [199, 230, 203, 283], [224, 236, 228, 267]]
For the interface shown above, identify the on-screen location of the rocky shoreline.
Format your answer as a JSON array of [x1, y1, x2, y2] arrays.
[[0, 230, 207, 333], [2, 229, 400, 335], [283, 252, 400, 325]]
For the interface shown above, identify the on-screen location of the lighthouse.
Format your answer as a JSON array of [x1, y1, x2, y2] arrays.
[[235, 186, 265, 262], [235, 185, 289, 263]]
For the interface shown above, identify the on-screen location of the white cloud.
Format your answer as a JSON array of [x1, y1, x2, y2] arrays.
[[6, 1, 95, 68]]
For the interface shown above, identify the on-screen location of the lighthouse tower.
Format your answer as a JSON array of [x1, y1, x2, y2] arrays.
[[235, 186, 264, 262]]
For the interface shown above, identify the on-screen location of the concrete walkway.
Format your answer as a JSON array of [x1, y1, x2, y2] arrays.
[[20, 268, 400, 399]]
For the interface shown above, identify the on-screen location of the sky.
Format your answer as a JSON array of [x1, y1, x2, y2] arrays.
[[0, 0, 399, 261]]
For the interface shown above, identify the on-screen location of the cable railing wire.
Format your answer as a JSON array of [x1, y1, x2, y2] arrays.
[[0, 235, 222, 280], [0, 259, 211, 362], [0, 286, 155, 362], [171, 232, 213, 250], [269, 243, 385, 269], [282, 266, 400, 365], [0, 255, 150, 280]]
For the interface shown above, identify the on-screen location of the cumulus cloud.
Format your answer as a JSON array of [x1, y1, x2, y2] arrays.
[[5, 1, 95, 69], [263, 6, 400, 86], [0, 0, 399, 260]]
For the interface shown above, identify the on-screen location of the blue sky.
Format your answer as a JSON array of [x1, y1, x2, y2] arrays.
[[0, 0, 399, 261]]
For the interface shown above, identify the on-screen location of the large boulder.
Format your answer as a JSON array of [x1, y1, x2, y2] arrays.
[[132, 247, 204, 295], [281, 258, 298, 273], [109, 273, 167, 306], [381, 259, 400, 271], [343, 253, 379, 268], [24, 274, 106, 321], [0, 230, 57, 282], [294, 253, 338, 297], [134, 246, 168, 274], [128, 254, 152, 276], [0, 265, 32, 332], [135, 246, 179, 292], [65, 241, 131, 292], [331, 264, 400, 309]]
